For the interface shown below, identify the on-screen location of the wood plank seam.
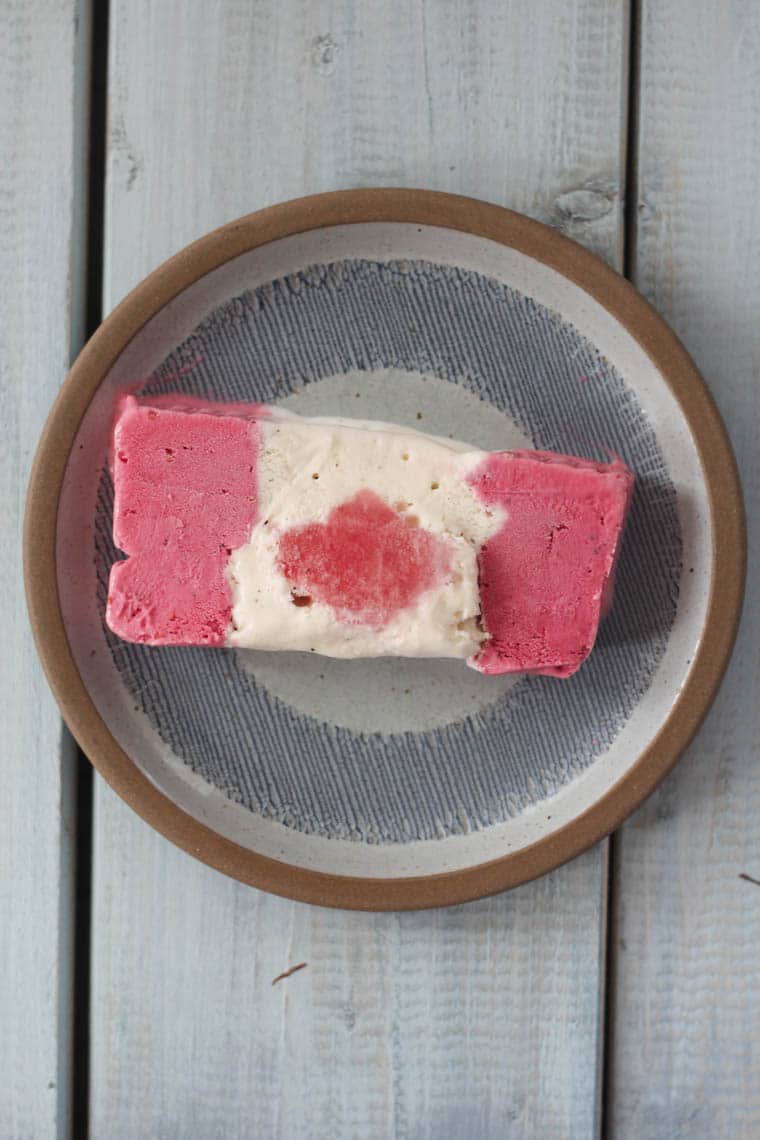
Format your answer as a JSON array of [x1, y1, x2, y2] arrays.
[[602, 2, 641, 1137]]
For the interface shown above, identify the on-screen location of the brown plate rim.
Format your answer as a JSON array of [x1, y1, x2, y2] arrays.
[[24, 188, 746, 910]]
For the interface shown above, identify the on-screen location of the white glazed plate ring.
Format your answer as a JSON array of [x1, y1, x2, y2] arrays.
[[25, 190, 745, 909]]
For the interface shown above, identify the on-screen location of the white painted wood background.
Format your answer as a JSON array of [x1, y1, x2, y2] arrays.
[[1, 3, 87, 1138], [2, 1, 758, 1137], [610, 2, 760, 1135]]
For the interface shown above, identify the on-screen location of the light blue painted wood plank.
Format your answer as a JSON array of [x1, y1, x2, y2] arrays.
[[0, 1, 89, 1136], [93, 808, 607, 1139], [611, 2, 760, 1137], [92, 3, 628, 1136]]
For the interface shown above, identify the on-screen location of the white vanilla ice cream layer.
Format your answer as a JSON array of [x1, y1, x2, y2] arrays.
[[226, 410, 504, 659]]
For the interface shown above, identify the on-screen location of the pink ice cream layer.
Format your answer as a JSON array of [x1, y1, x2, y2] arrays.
[[467, 450, 634, 677], [107, 396, 263, 645]]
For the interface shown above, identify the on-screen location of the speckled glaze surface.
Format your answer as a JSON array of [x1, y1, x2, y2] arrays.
[[25, 191, 744, 907]]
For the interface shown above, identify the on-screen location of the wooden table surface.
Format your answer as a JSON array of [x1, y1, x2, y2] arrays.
[[2, 2, 758, 1137]]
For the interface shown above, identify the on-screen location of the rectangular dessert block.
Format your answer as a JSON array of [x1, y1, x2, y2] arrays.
[[107, 396, 633, 677]]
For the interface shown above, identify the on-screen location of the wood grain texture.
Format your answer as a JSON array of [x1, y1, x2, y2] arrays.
[[93, 807, 607, 1139], [610, 3, 760, 1137], [103, 0, 628, 309], [0, 2, 88, 1137], [93, 3, 628, 1136]]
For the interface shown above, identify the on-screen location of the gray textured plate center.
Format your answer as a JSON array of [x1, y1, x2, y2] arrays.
[[92, 257, 682, 844]]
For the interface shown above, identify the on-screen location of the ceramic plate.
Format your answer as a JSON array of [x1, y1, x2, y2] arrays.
[[25, 190, 744, 908]]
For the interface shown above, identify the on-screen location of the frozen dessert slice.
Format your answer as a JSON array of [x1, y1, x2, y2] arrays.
[[106, 395, 633, 677]]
